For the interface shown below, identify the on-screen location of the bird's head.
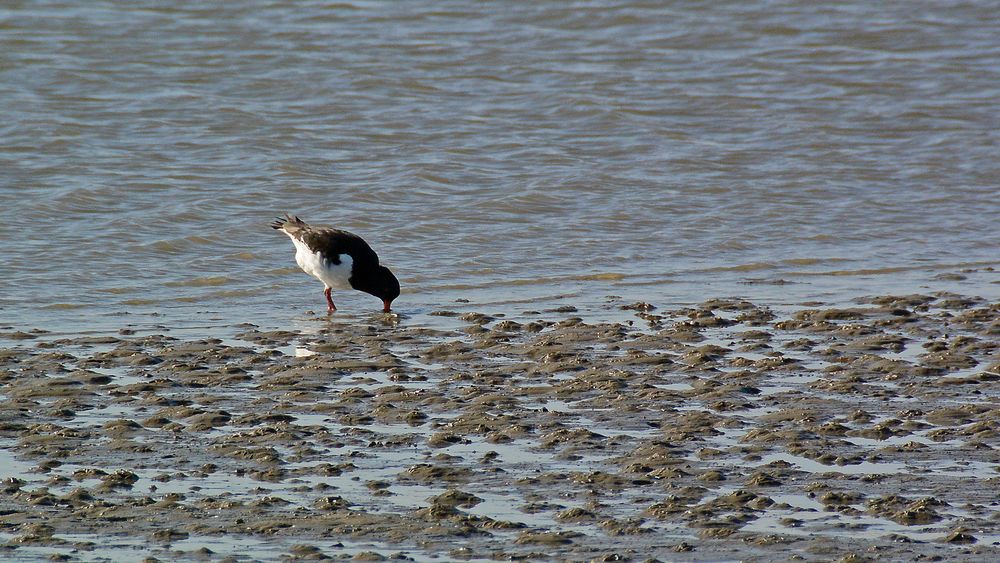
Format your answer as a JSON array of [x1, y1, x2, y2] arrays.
[[364, 266, 400, 313]]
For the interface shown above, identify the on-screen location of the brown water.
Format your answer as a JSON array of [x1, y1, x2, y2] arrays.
[[2, 1, 999, 335]]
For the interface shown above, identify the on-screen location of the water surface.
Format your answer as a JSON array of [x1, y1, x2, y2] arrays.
[[2, 1, 998, 336]]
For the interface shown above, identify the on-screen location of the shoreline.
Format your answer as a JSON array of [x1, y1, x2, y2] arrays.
[[1, 291, 999, 561], [4, 260, 997, 349]]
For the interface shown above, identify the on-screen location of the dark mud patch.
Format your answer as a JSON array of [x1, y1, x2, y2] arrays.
[[1, 293, 999, 560]]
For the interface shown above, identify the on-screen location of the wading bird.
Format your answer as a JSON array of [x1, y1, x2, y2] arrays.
[[271, 214, 399, 313]]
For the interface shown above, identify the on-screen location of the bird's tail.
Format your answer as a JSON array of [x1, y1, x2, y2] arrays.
[[270, 213, 309, 234]]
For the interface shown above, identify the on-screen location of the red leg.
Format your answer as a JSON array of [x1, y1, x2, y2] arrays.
[[324, 288, 336, 312]]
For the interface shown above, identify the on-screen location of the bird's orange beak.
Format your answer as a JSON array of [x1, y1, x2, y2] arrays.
[[383, 299, 393, 313]]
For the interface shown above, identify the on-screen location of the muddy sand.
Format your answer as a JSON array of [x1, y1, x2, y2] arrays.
[[1, 291, 999, 561]]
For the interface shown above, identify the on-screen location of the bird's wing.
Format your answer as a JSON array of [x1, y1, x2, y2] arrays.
[[302, 228, 380, 266]]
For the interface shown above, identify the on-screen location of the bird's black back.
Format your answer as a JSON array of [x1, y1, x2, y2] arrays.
[[301, 228, 380, 269]]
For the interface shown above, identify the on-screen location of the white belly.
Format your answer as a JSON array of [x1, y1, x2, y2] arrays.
[[291, 237, 354, 290]]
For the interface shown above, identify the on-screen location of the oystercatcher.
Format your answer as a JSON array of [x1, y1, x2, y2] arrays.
[[271, 214, 400, 313]]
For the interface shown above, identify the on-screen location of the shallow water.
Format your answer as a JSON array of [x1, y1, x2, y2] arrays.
[[2, 1, 999, 338]]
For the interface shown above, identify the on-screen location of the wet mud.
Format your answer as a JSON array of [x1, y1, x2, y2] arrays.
[[1, 292, 999, 561]]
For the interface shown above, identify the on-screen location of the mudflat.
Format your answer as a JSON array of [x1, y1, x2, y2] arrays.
[[1, 292, 998, 561]]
